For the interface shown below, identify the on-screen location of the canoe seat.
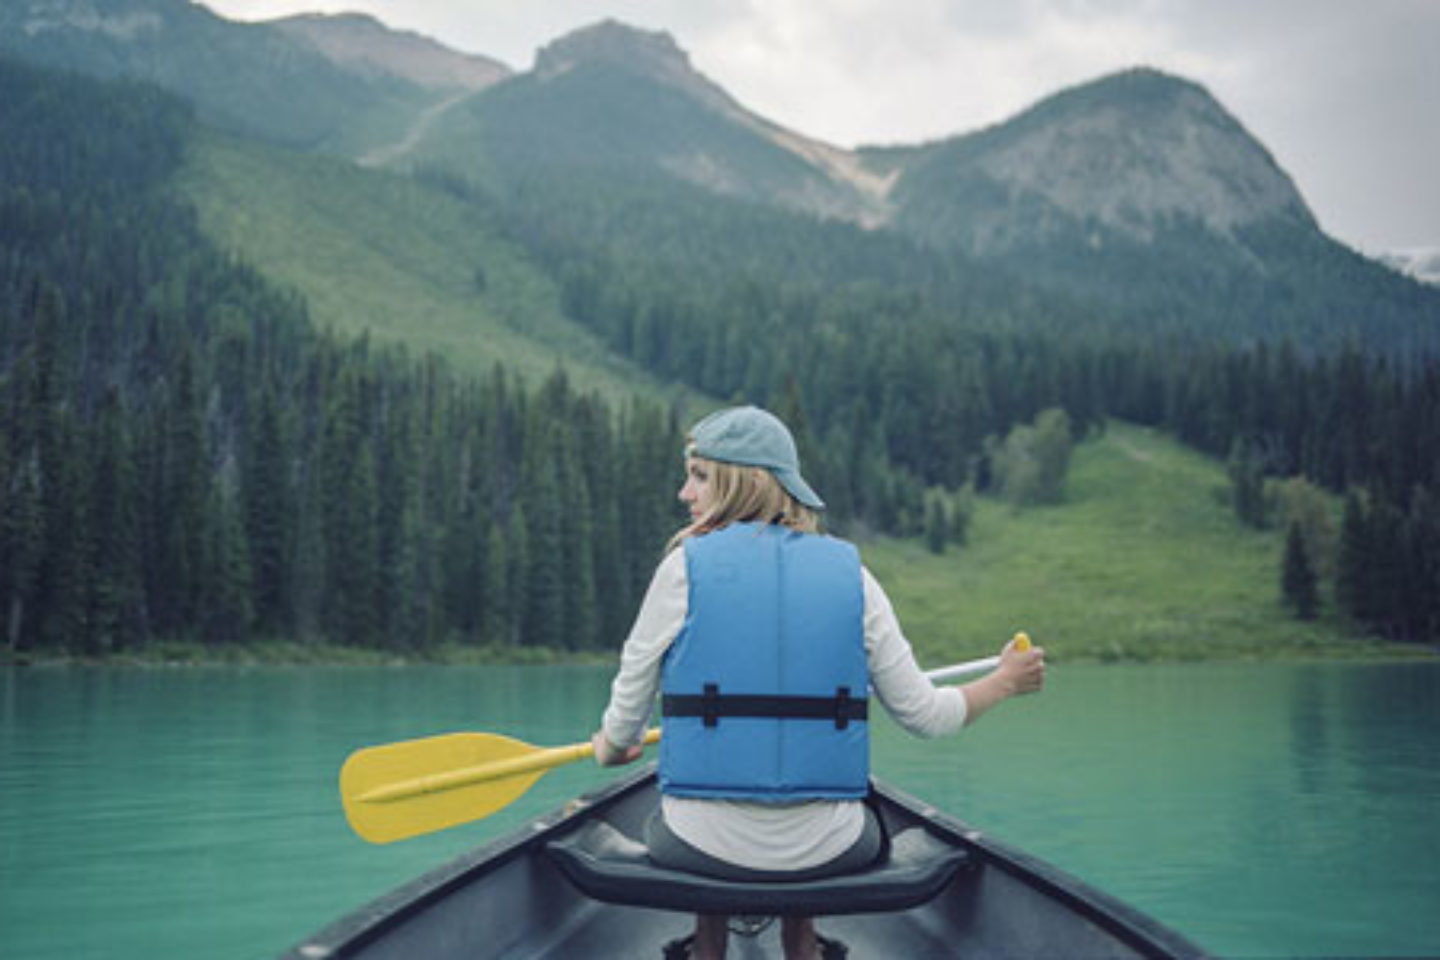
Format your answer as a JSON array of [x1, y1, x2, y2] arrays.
[[545, 819, 973, 917]]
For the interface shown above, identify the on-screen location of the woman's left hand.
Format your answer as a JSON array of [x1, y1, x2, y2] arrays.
[[998, 636, 1046, 696], [591, 730, 646, 767]]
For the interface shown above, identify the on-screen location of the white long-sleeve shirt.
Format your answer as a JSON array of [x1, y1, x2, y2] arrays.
[[601, 546, 968, 871]]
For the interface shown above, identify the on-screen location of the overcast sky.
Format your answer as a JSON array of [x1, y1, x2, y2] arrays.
[[201, 0, 1438, 254]]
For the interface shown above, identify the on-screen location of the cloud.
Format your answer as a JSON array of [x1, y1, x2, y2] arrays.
[[687, 0, 1228, 146]]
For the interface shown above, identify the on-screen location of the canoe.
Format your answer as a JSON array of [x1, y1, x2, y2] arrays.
[[285, 765, 1207, 959]]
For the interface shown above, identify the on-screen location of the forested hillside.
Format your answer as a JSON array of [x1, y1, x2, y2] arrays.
[[176, 130, 689, 406], [0, 0, 447, 155], [0, 58, 685, 656], [2, 43, 1438, 656], [460, 162, 1440, 641], [404, 25, 1440, 364]]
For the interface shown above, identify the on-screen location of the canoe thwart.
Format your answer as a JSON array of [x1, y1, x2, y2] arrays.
[[544, 818, 974, 917]]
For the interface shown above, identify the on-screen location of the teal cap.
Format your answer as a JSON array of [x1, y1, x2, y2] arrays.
[[689, 406, 825, 510]]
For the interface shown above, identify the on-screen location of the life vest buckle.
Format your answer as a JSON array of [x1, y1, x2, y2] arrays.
[[702, 683, 720, 728]]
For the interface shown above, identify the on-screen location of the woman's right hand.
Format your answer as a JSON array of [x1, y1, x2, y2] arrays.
[[958, 635, 1046, 726]]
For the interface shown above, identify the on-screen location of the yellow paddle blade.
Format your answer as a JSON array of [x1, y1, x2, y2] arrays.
[[340, 728, 661, 844], [342, 732, 558, 844]]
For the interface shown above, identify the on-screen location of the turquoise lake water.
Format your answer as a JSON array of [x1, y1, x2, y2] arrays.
[[1, 660, 1437, 958]]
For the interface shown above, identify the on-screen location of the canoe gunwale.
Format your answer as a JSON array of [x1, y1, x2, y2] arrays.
[[869, 779, 1208, 959], [285, 765, 1207, 959], [286, 768, 656, 959]]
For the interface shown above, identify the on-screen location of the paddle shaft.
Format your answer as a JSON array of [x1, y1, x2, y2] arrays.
[[359, 743, 583, 805], [923, 632, 1029, 684], [357, 729, 661, 805], [921, 656, 999, 684]]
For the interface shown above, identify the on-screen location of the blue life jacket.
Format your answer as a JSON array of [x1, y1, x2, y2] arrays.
[[659, 522, 868, 801]]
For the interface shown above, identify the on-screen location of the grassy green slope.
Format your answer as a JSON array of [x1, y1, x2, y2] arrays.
[[861, 420, 1398, 668], [177, 130, 696, 405]]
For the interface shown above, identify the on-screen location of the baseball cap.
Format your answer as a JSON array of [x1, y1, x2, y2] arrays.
[[688, 406, 825, 510]]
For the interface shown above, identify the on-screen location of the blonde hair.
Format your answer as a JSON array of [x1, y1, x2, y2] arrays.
[[668, 455, 820, 552]]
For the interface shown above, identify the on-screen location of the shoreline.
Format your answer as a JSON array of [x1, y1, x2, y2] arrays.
[[0, 641, 620, 670], [3, 637, 1432, 670]]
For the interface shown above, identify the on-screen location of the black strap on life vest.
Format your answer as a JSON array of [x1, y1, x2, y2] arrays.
[[663, 683, 868, 730]]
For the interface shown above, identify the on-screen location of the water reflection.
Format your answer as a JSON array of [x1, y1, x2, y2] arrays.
[[1288, 665, 1335, 798], [1, 660, 1436, 959]]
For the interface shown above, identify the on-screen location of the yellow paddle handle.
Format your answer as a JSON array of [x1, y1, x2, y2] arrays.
[[357, 727, 661, 805], [1014, 631, 1031, 652]]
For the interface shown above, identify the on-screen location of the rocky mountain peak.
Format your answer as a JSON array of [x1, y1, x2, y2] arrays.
[[964, 68, 1314, 241], [536, 19, 683, 74], [533, 19, 734, 111], [271, 12, 511, 92]]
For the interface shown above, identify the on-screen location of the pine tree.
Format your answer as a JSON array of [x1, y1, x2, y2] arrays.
[[584, 420, 627, 644], [1366, 498, 1408, 639], [24, 286, 90, 650], [201, 482, 254, 644], [1227, 438, 1269, 529], [521, 427, 566, 649], [481, 520, 509, 646], [775, 375, 818, 481], [385, 487, 427, 651], [2, 354, 45, 652], [86, 388, 143, 652], [376, 400, 422, 650], [1335, 490, 1372, 623], [1409, 485, 1440, 641], [319, 371, 379, 646], [1032, 408, 1074, 503], [37, 409, 91, 649], [953, 357, 993, 486], [506, 504, 531, 648], [158, 346, 210, 637], [995, 421, 1041, 508], [337, 440, 381, 646], [1275, 476, 1336, 586], [924, 496, 948, 555], [290, 443, 327, 642], [1282, 520, 1319, 620], [243, 380, 294, 637], [558, 432, 598, 650]]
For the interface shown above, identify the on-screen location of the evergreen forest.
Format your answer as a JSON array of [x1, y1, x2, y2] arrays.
[[0, 60, 683, 655], [3, 57, 1438, 657]]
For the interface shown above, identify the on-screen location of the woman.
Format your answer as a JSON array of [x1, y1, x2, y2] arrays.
[[592, 405, 1045, 960]]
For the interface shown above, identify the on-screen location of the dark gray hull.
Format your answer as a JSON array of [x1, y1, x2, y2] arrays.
[[286, 767, 1207, 958]]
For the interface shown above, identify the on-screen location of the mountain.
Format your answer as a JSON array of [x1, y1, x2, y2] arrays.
[[3, 4, 1435, 353], [408, 20, 886, 224], [7, 36, 1438, 694], [0, 0, 459, 155], [399, 23, 1438, 352], [883, 68, 1313, 254], [398, 26, 1309, 254], [269, 12, 509, 92], [267, 11, 511, 167], [870, 68, 1440, 348]]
